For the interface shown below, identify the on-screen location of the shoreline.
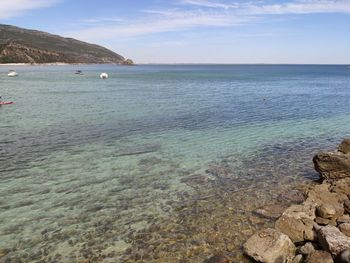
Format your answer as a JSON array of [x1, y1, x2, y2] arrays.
[[0, 62, 134, 66], [242, 139, 350, 263]]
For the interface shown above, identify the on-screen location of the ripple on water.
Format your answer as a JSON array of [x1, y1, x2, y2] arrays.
[[0, 137, 326, 262]]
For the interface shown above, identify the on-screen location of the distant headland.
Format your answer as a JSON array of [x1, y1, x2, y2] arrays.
[[0, 24, 134, 65]]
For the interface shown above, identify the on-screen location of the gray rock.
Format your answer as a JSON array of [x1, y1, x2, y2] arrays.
[[243, 228, 295, 263], [306, 250, 333, 263], [316, 225, 350, 255], [339, 139, 350, 154], [313, 151, 350, 179]]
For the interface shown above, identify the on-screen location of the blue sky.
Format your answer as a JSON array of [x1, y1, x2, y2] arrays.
[[0, 0, 350, 64]]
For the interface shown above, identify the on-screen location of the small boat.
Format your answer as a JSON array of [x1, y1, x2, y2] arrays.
[[75, 70, 83, 75], [7, 70, 18, 77], [100, 73, 108, 79], [0, 101, 14, 105]]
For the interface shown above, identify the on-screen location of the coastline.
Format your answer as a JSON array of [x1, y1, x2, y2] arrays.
[[242, 139, 350, 263], [0, 62, 125, 66]]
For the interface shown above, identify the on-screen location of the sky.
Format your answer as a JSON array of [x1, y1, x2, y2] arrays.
[[0, 0, 350, 64]]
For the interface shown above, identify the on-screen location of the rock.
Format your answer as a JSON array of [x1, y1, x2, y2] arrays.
[[204, 255, 229, 263], [344, 200, 350, 214], [292, 254, 303, 263], [337, 249, 350, 263], [0, 248, 7, 257], [282, 203, 316, 220], [315, 217, 331, 225], [275, 203, 316, 242], [339, 223, 350, 237], [338, 215, 350, 224], [339, 139, 350, 154], [298, 242, 316, 255], [254, 204, 287, 220], [316, 204, 337, 219], [316, 225, 350, 255], [243, 228, 295, 263], [275, 216, 304, 242], [249, 215, 265, 225], [313, 151, 350, 179], [279, 189, 305, 204], [307, 183, 346, 220], [330, 178, 350, 196], [306, 250, 333, 263], [122, 58, 134, 65]]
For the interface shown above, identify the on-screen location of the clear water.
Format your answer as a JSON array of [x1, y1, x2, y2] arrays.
[[0, 64, 350, 262]]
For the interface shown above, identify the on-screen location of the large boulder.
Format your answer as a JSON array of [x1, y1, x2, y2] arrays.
[[316, 225, 350, 255], [243, 228, 295, 263], [313, 151, 350, 179], [275, 202, 316, 242]]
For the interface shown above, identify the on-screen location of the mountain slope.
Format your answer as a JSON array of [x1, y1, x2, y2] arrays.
[[0, 24, 132, 64]]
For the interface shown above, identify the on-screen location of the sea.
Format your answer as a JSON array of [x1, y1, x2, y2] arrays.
[[0, 64, 350, 262]]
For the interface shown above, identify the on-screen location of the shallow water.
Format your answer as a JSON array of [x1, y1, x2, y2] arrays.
[[0, 64, 350, 262]]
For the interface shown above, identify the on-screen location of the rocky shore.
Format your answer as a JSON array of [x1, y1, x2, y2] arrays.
[[242, 139, 350, 263]]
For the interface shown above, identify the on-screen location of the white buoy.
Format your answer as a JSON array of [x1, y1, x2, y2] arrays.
[[100, 73, 108, 79]]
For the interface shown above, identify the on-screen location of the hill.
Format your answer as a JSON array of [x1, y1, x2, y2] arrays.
[[0, 24, 133, 64]]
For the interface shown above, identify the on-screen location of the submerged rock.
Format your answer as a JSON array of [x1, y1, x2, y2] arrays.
[[279, 189, 305, 204], [254, 204, 287, 220], [243, 228, 295, 263], [203, 255, 230, 263]]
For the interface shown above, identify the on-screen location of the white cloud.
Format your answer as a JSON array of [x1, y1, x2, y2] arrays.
[[179, 0, 240, 9], [249, 0, 350, 14], [0, 0, 59, 19], [66, 9, 253, 40], [182, 0, 350, 14], [65, 0, 350, 41]]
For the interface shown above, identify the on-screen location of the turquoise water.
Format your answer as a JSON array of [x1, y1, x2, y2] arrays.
[[0, 64, 350, 262]]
